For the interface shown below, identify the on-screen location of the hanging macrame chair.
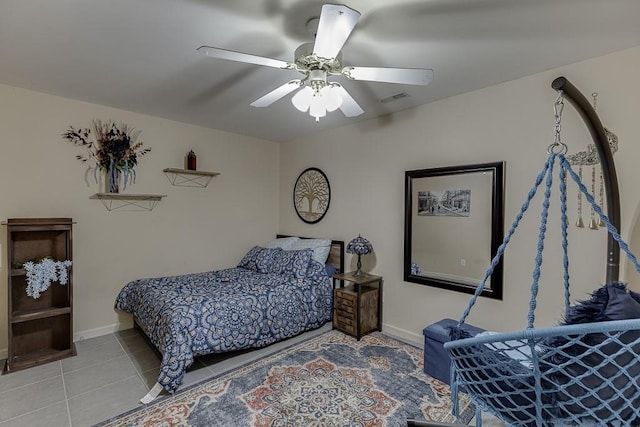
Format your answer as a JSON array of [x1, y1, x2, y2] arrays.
[[443, 78, 640, 427]]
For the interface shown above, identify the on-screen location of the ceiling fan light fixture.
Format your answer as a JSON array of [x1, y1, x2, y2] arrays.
[[292, 71, 343, 121], [309, 96, 327, 120], [291, 86, 314, 112], [321, 85, 343, 112], [292, 82, 343, 122], [199, 4, 433, 124]]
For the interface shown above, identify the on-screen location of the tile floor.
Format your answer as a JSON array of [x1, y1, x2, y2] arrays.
[[0, 324, 332, 427]]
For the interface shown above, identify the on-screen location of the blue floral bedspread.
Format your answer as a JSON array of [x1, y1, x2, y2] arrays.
[[114, 261, 333, 393]]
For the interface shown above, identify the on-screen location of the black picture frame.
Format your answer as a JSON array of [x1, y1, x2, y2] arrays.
[[293, 167, 331, 224], [404, 161, 505, 300]]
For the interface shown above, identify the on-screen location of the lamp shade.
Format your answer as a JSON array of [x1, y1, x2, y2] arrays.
[[321, 85, 343, 112], [346, 235, 373, 255], [309, 96, 327, 119], [292, 83, 344, 122], [291, 86, 314, 112]]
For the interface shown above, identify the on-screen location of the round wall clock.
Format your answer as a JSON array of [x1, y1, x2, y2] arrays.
[[293, 167, 331, 224]]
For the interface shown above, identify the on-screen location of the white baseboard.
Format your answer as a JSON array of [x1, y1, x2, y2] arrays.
[[74, 321, 133, 343], [382, 323, 423, 348]]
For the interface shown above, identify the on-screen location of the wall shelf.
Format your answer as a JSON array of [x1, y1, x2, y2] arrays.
[[91, 193, 166, 211], [163, 168, 220, 188]]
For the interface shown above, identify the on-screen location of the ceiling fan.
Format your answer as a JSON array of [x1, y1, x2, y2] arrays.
[[197, 4, 434, 122]]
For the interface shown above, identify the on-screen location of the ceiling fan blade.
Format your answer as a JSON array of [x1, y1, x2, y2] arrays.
[[332, 84, 364, 117], [197, 46, 293, 69], [250, 80, 302, 107], [312, 4, 360, 59], [342, 66, 434, 86]]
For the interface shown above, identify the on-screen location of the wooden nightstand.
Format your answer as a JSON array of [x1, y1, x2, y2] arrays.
[[332, 272, 383, 340]]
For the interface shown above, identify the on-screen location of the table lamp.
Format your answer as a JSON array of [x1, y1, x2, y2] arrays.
[[346, 235, 373, 277]]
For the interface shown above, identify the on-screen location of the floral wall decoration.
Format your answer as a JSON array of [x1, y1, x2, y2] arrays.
[[62, 119, 151, 192]]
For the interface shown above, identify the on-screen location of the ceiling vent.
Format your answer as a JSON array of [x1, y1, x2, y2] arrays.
[[380, 92, 410, 103]]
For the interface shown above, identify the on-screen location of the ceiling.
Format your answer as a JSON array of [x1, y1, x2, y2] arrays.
[[1, 0, 639, 142]]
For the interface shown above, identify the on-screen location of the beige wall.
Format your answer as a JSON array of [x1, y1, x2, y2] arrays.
[[279, 46, 640, 345], [0, 84, 280, 356], [1, 46, 639, 355]]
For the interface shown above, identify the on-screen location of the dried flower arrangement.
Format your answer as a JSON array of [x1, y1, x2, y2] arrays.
[[62, 119, 151, 192]]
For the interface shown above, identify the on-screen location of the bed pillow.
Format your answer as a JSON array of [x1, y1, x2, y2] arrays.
[[237, 246, 281, 273], [291, 238, 332, 264], [262, 236, 300, 250], [324, 263, 338, 277], [268, 248, 313, 279]]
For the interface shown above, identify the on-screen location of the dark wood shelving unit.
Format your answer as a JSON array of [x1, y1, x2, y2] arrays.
[[3, 218, 76, 373]]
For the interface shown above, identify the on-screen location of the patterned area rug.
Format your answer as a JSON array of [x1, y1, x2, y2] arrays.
[[99, 331, 474, 426]]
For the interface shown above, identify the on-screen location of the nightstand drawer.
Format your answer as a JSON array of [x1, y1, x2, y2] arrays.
[[333, 314, 356, 335], [335, 289, 357, 302], [334, 296, 356, 314], [334, 308, 354, 319]]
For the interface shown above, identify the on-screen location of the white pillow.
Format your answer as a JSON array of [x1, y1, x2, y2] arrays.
[[263, 236, 300, 250], [291, 238, 332, 264]]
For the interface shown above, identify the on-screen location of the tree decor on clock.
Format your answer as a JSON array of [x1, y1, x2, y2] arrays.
[[293, 167, 331, 224]]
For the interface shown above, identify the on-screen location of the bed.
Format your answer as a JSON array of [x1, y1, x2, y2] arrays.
[[114, 236, 344, 401]]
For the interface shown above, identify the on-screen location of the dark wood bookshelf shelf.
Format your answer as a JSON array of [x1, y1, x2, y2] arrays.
[[8, 346, 76, 372], [11, 307, 71, 323]]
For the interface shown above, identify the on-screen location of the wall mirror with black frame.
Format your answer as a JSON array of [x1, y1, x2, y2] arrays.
[[404, 161, 505, 300]]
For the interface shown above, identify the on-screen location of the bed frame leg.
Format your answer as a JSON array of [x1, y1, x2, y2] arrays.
[[140, 382, 163, 404]]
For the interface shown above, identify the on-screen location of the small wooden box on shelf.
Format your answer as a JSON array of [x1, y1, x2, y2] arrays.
[[332, 271, 383, 340], [3, 218, 76, 373]]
